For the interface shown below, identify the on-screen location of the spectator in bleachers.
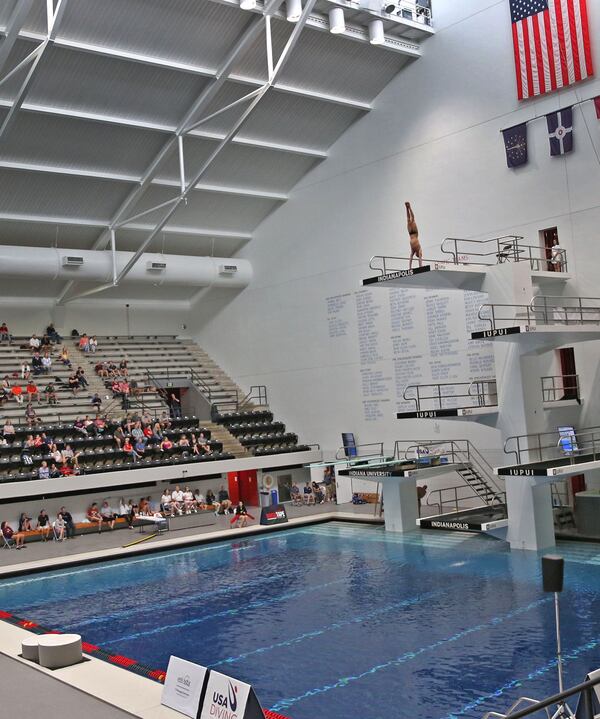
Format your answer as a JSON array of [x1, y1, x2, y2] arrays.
[[49, 463, 60, 478], [44, 382, 57, 405], [59, 346, 72, 368], [79, 334, 89, 352], [95, 361, 108, 378], [2, 376, 9, 391], [59, 506, 75, 538], [100, 501, 116, 529], [134, 437, 146, 457], [11, 383, 24, 404], [74, 418, 88, 436], [2, 520, 25, 549], [40, 335, 51, 352], [20, 362, 30, 380], [62, 444, 80, 468], [29, 334, 41, 351], [31, 352, 43, 375], [88, 336, 98, 353], [113, 425, 125, 449], [68, 374, 80, 395], [41, 352, 52, 374], [38, 461, 50, 479], [46, 324, 62, 344], [119, 359, 128, 376], [123, 437, 140, 461], [131, 421, 144, 442], [160, 437, 173, 452], [0, 386, 7, 408], [36, 510, 51, 541], [76, 367, 89, 389], [59, 460, 76, 477], [26, 380, 41, 404], [86, 503, 103, 531], [25, 403, 41, 427], [93, 415, 106, 435], [49, 444, 62, 464], [0, 322, 11, 344], [2, 418, 16, 444], [169, 392, 182, 419], [18, 513, 33, 532], [91, 393, 102, 411], [152, 421, 164, 442]]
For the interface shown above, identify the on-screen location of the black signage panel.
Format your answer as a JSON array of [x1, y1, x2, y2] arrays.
[[396, 409, 459, 419], [496, 467, 546, 477], [362, 265, 431, 285], [259, 504, 288, 526], [471, 326, 523, 340], [419, 518, 482, 531]]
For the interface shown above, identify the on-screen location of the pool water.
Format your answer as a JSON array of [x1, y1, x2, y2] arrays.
[[1, 523, 600, 719]]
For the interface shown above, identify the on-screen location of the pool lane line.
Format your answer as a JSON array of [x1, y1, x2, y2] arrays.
[[103, 573, 366, 645], [269, 596, 553, 713], [210, 589, 440, 669], [59, 558, 332, 630], [121, 533, 158, 548], [0, 529, 310, 590], [440, 634, 600, 719]]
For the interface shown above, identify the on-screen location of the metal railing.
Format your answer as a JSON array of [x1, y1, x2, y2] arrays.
[[482, 671, 600, 719], [541, 374, 580, 403], [369, 235, 567, 277], [403, 379, 497, 411], [426, 483, 501, 515], [478, 295, 600, 331], [334, 442, 386, 462], [504, 425, 600, 465]]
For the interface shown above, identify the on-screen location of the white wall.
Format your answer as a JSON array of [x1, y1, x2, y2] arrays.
[[180, 4, 599, 470]]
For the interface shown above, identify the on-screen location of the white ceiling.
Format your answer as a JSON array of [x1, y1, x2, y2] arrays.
[[0, 0, 432, 301]]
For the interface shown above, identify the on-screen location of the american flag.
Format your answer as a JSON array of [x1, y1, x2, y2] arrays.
[[510, 0, 594, 100]]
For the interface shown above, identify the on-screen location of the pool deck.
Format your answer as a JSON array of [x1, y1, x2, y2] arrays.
[[0, 501, 391, 577]]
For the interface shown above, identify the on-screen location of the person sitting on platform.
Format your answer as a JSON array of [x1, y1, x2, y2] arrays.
[[59, 507, 75, 538], [205, 489, 218, 512], [86, 503, 103, 531], [100, 501, 116, 530], [303, 482, 314, 505], [37, 509, 51, 541], [161, 490, 176, 517], [2, 520, 25, 549], [54, 513, 66, 541], [405, 201, 423, 269], [217, 485, 232, 515], [312, 481, 325, 504], [231, 501, 252, 529], [193, 488, 205, 507], [290, 482, 303, 506]]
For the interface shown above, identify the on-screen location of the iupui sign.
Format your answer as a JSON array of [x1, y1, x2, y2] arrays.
[[260, 503, 288, 526], [162, 658, 264, 719]]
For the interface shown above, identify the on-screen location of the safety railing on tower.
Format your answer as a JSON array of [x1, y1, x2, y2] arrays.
[[541, 374, 580, 403], [369, 235, 567, 276], [504, 425, 600, 465], [477, 295, 600, 331], [334, 442, 386, 462], [402, 379, 497, 411]]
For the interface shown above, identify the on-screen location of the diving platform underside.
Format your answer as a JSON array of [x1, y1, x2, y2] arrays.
[[363, 264, 572, 292], [470, 324, 600, 353], [496, 453, 600, 478], [417, 505, 508, 533], [396, 406, 498, 419]]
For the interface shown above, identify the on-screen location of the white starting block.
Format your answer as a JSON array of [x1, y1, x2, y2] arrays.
[[25, 633, 83, 669]]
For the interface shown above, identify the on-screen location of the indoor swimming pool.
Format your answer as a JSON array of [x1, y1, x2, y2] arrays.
[[1, 522, 600, 719]]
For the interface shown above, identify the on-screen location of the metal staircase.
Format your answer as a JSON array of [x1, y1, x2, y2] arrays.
[[453, 443, 505, 507]]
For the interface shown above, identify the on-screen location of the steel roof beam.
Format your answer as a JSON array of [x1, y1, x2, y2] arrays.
[[0, 0, 37, 76], [0, 210, 253, 239], [7, 30, 375, 110]]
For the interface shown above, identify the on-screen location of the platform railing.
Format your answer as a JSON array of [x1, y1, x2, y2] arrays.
[[426, 483, 505, 515], [481, 671, 600, 719], [504, 425, 600, 465], [440, 235, 565, 272], [541, 374, 580, 403], [403, 379, 497, 411], [368, 254, 453, 275], [334, 442, 386, 462], [478, 295, 600, 330]]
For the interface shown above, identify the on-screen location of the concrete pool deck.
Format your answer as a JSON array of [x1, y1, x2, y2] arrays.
[[0, 501, 393, 577]]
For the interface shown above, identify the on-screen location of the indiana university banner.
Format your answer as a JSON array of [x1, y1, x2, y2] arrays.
[[502, 123, 528, 167], [546, 107, 573, 155]]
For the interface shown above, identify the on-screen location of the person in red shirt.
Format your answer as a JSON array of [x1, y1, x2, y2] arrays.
[[59, 462, 75, 477], [10, 384, 23, 404], [26, 381, 40, 404], [1, 521, 25, 548]]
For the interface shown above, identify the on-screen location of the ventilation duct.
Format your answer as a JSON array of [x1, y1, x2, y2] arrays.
[[0, 246, 252, 289]]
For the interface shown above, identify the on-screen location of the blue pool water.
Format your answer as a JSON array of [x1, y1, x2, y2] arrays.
[[1, 523, 600, 719]]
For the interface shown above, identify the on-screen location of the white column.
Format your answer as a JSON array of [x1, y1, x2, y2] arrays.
[[505, 476, 555, 551], [382, 476, 419, 533]]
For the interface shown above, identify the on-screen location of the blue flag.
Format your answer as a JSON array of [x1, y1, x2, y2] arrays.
[[547, 107, 573, 156], [502, 123, 528, 168]]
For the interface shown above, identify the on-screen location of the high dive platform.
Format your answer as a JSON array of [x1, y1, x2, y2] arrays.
[[363, 233, 591, 551]]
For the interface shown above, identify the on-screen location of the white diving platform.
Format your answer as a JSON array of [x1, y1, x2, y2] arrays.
[[363, 263, 486, 291], [470, 324, 600, 353], [396, 406, 499, 420]]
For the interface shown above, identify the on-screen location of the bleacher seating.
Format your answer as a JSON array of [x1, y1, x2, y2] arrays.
[[214, 409, 311, 456]]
